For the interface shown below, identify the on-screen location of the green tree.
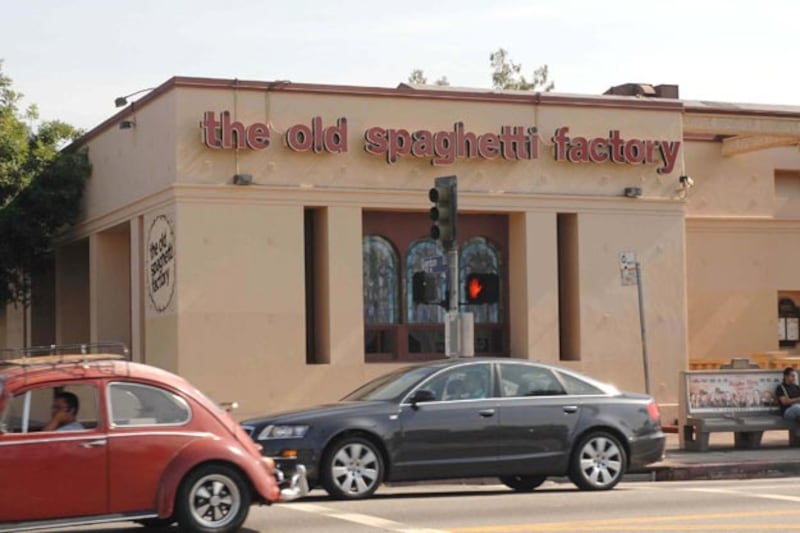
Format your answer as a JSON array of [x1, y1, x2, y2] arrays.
[[407, 69, 450, 87], [0, 61, 91, 319], [407, 48, 554, 91], [490, 48, 554, 91]]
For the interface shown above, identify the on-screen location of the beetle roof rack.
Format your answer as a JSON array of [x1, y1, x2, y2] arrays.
[[0, 342, 130, 368]]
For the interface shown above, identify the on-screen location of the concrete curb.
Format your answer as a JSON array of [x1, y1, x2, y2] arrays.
[[648, 461, 800, 481]]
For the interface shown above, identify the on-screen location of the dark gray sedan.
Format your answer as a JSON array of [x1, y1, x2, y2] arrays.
[[242, 358, 665, 500]]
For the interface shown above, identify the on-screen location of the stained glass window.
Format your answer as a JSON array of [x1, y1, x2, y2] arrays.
[[363, 236, 399, 324]]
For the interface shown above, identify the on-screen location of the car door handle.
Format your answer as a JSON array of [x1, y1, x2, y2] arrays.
[[563, 406, 579, 414], [80, 439, 107, 448], [478, 409, 496, 418]]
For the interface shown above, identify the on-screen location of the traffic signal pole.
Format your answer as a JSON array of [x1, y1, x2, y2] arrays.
[[429, 175, 474, 358], [445, 244, 460, 358]]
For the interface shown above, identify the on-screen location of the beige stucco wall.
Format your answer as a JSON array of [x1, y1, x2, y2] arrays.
[[82, 92, 179, 222], [174, 87, 685, 198], [683, 141, 775, 217], [90, 225, 131, 348], [508, 211, 559, 360], [153, 86, 685, 416], [686, 218, 800, 359], [684, 140, 800, 366]]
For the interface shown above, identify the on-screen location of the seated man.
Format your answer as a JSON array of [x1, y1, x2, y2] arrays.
[[43, 391, 85, 432], [777, 367, 800, 422]]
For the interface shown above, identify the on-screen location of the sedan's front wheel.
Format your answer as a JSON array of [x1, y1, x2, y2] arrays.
[[322, 436, 384, 500], [569, 431, 626, 491], [499, 475, 547, 492], [175, 464, 252, 533]]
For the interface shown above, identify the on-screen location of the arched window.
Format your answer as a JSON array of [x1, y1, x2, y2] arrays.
[[405, 238, 446, 324], [460, 237, 501, 324], [363, 236, 399, 325]]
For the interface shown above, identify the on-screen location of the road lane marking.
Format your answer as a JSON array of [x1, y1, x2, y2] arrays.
[[685, 486, 800, 503], [289, 502, 449, 533], [447, 509, 800, 532]]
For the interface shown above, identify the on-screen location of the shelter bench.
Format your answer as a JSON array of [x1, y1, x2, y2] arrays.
[[680, 369, 800, 451]]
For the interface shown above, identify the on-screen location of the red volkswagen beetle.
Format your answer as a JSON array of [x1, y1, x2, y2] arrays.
[[0, 344, 307, 533]]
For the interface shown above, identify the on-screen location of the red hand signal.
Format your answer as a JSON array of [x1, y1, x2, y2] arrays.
[[468, 277, 483, 299]]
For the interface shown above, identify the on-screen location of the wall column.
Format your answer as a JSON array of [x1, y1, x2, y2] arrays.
[[89, 227, 131, 349], [130, 217, 143, 362], [318, 207, 364, 367], [508, 211, 559, 361]]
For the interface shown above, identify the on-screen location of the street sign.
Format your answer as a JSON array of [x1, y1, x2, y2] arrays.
[[619, 251, 637, 286], [421, 255, 447, 273]]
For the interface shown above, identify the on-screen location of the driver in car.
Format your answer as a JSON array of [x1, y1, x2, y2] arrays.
[[43, 392, 85, 432], [463, 372, 488, 399]]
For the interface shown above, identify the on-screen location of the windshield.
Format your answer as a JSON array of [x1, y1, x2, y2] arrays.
[[342, 366, 439, 402]]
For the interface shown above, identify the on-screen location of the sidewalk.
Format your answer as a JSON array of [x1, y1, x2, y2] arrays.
[[644, 429, 800, 481]]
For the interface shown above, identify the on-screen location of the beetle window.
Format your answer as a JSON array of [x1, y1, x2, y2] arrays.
[[108, 382, 191, 426], [0, 385, 98, 433]]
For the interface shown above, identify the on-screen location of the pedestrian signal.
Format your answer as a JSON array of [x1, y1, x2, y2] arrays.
[[464, 273, 499, 304], [412, 271, 439, 304]]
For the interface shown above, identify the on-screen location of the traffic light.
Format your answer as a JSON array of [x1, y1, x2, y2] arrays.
[[412, 271, 439, 304], [429, 175, 457, 247], [465, 273, 500, 304]]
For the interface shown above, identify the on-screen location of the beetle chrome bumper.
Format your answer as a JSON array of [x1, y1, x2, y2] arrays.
[[275, 464, 309, 502]]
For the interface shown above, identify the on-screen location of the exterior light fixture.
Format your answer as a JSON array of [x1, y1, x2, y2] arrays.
[[624, 187, 642, 198], [119, 120, 136, 130], [114, 87, 156, 108], [233, 173, 253, 185], [679, 175, 694, 189]]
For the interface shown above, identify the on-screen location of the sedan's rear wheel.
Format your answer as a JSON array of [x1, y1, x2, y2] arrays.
[[569, 431, 626, 491], [322, 436, 383, 500], [175, 464, 251, 533], [499, 475, 547, 492]]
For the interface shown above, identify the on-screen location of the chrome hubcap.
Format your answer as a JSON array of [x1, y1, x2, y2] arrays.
[[189, 474, 240, 527]]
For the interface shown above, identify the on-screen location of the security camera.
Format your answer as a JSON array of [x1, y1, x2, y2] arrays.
[[679, 175, 694, 188]]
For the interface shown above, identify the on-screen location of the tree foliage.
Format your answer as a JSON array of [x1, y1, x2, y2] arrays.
[[407, 69, 450, 87], [408, 48, 554, 92], [490, 48, 554, 91], [0, 61, 91, 308]]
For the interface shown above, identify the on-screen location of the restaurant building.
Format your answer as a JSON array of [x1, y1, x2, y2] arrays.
[[2, 77, 800, 422]]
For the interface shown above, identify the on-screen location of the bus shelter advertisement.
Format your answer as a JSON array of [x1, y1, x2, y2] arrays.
[[687, 372, 782, 413]]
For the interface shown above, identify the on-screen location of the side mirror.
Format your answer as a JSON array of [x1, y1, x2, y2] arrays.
[[409, 389, 436, 409], [219, 401, 238, 413]]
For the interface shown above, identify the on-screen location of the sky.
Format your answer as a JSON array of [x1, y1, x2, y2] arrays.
[[1, 0, 798, 132]]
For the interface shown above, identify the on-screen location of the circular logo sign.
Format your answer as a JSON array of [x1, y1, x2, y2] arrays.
[[147, 215, 176, 312]]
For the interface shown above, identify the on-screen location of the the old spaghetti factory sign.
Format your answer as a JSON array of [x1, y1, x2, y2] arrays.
[[200, 111, 681, 174]]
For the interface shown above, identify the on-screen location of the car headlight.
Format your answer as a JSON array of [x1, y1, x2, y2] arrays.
[[257, 424, 310, 440]]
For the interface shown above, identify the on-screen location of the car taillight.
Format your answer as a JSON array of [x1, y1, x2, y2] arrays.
[[646, 400, 661, 422]]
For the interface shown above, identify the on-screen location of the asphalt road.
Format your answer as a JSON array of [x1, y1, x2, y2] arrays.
[[39, 477, 800, 532]]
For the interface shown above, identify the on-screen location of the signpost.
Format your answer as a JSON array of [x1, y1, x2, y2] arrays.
[[620, 251, 650, 395], [421, 255, 447, 274]]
